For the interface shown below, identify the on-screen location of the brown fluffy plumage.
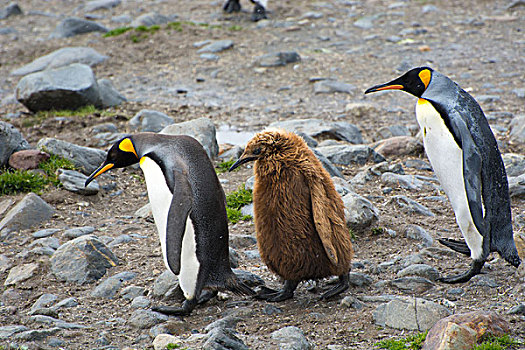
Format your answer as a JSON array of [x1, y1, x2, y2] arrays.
[[230, 129, 353, 300]]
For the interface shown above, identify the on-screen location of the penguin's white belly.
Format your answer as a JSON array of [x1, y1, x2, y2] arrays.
[[139, 157, 200, 299], [416, 99, 483, 260]]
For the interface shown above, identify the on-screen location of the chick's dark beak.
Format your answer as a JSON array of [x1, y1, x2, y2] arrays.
[[229, 156, 257, 172], [85, 162, 114, 187], [364, 77, 405, 94]]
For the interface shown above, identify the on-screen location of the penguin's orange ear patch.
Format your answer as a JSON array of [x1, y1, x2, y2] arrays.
[[418, 69, 431, 89], [119, 138, 138, 157]]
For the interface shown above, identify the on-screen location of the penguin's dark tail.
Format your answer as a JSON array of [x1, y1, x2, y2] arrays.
[[226, 273, 256, 296], [498, 244, 522, 268], [438, 238, 471, 256]]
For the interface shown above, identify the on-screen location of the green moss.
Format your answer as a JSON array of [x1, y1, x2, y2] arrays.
[[371, 227, 384, 235], [0, 169, 49, 195], [216, 159, 237, 174], [165, 343, 182, 350], [376, 331, 427, 350], [135, 24, 160, 33], [472, 335, 522, 350], [225, 186, 253, 223], [104, 26, 133, 37], [22, 105, 115, 128], [228, 25, 243, 31], [167, 21, 183, 31], [39, 153, 76, 185], [0, 153, 77, 195]]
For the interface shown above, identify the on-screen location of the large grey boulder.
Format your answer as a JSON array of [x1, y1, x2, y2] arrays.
[[0, 3, 22, 19], [58, 169, 99, 195], [0, 193, 54, 233], [317, 144, 384, 166], [312, 149, 343, 178], [129, 109, 174, 132], [49, 17, 108, 39], [502, 153, 525, 177], [96, 78, 126, 108], [16, 63, 101, 112], [11, 47, 108, 76], [160, 118, 219, 159], [51, 235, 118, 284], [270, 119, 364, 144], [342, 191, 379, 232], [0, 121, 30, 167], [85, 0, 121, 12], [271, 326, 311, 350], [37, 138, 106, 175], [131, 12, 171, 27], [374, 298, 451, 331]]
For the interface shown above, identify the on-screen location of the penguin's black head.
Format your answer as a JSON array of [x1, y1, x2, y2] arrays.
[[228, 129, 292, 171], [85, 137, 140, 187], [364, 67, 433, 98]]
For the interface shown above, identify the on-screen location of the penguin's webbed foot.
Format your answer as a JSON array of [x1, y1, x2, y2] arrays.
[[438, 238, 471, 256], [223, 0, 241, 13], [152, 298, 197, 316], [320, 274, 349, 300], [197, 290, 218, 305], [251, 4, 267, 21], [437, 260, 485, 284], [255, 281, 297, 302]]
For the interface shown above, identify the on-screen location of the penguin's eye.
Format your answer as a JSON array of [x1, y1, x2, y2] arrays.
[[253, 147, 262, 155]]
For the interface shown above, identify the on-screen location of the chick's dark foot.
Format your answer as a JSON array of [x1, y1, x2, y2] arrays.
[[251, 4, 267, 21], [223, 0, 241, 13], [152, 298, 197, 316], [255, 280, 298, 302], [321, 274, 349, 300], [437, 260, 485, 284]]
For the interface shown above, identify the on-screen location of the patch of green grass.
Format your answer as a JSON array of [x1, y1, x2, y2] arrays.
[[135, 24, 160, 33], [216, 159, 237, 174], [22, 105, 115, 128], [165, 343, 182, 350], [104, 26, 132, 37], [376, 331, 427, 350], [371, 227, 384, 235], [0, 153, 76, 195], [38, 153, 76, 185], [0, 169, 49, 195], [225, 186, 253, 223], [167, 21, 183, 31], [472, 335, 522, 350], [228, 25, 243, 31]]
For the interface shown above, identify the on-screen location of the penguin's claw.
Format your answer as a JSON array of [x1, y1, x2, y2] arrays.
[[152, 298, 197, 316], [255, 281, 297, 302], [437, 260, 485, 284], [320, 274, 349, 300]]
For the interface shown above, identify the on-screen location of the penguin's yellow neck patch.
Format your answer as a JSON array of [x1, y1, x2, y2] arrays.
[[119, 138, 138, 157], [417, 98, 429, 105], [139, 156, 147, 165], [418, 69, 431, 89]]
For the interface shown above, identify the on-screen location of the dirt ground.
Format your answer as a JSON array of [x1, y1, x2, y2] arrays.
[[0, 0, 524, 349]]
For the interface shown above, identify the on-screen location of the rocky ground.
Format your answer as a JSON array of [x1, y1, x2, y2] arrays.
[[0, 0, 524, 349]]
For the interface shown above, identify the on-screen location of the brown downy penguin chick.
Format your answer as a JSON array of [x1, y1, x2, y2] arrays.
[[229, 129, 354, 302]]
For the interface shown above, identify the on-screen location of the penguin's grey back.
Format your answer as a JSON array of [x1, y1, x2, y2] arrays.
[[422, 72, 519, 265]]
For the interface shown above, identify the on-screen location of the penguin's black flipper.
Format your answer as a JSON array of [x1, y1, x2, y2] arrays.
[[438, 238, 471, 256], [437, 260, 485, 284], [165, 173, 193, 275]]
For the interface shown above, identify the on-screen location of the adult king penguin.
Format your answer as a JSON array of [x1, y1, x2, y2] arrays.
[[229, 129, 354, 301], [365, 67, 521, 283], [85, 133, 254, 315]]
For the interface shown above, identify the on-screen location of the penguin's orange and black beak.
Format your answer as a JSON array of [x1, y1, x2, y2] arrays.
[[229, 155, 257, 172], [85, 162, 114, 187], [364, 77, 405, 94]]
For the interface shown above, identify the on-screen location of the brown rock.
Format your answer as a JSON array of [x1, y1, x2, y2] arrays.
[[8, 150, 50, 170], [514, 232, 525, 260], [423, 311, 511, 350], [370, 136, 424, 158]]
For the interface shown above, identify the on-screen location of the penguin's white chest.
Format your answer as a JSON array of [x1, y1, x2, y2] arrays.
[[139, 156, 200, 299], [415, 99, 483, 259]]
